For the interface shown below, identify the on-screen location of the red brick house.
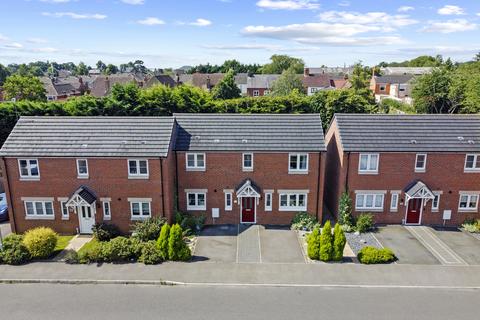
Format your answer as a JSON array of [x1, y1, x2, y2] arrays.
[[0, 114, 326, 234], [325, 114, 480, 226]]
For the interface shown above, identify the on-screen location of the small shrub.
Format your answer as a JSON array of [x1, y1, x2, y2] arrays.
[[132, 217, 167, 242], [92, 223, 121, 241], [356, 213, 375, 233], [23, 227, 58, 259], [291, 212, 320, 231], [175, 211, 205, 235], [306, 227, 321, 260], [358, 246, 396, 264], [333, 223, 346, 261], [338, 192, 355, 227], [64, 250, 79, 264], [168, 224, 191, 261], [0, 234, 31, 265], [102, 237, 134, 262], [129, 237, 144, 259], [462, 219, 479, 233], [341, 224, 354, 233], [78, 241, 105, 264], [319, 220, 333, 261], [139, 241, 163, 265], [157, 224, 171, 260]]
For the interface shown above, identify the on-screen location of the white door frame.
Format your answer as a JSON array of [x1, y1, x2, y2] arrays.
[[239, 196, 257, 224], [404, 198, 424, 226], [77, 204, 95, 234]]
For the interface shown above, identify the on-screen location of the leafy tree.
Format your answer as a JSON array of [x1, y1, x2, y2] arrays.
[[350, 62, 371, 90], [333, 223, 346, 261], [412, 67, 456, 113], [75, 62, 89, 76], [271, 67, 305, 96], [338, 192, 354, 227], [260, 55, 304, 74], [449, 62, 480, 114], [96, 60, 107, 72], [0, 63, 11, 85], [104, 64, 119, 75], [3, 75, 46, 101], [474, 52, 480, 62], [319, 220, 333, 261], [211, 69, 241, 99]]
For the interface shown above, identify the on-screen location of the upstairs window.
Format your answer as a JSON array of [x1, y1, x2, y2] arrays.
[[18, 159, 40, 179], [464, 154, 480, 172], [128, 159, 149, 178], [242, 153, 253, 171], [359, 154, 379, 174], [289, 154, 308, 173], [186, 153, 205, 171], [415, 154, 427, 173], [76, 159, 89, 178]]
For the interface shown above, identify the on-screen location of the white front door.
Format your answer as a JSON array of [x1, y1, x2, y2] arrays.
[[78, 205, 95, 234]]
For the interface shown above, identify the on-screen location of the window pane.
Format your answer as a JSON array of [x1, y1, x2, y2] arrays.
[[356, 195, 365, 207], [129, 160, 138, 174], [266, 194, 271, 206], [187, 154, 195, 167], [29, 160, 39, 176], [359, 155, 368, 170], [416, 155, 425, 168], [289, 155, 297, 170], [139, 161, 148, 174], [298, 194, 306, 207], [26, 202, 35, 215], [465, 155, 475, 168], [476, 156, 480, 169], [188, 194, 196, 206], [196, 154, 205, 167], [374, 195, 383, 208], [132, 203, 140, 215], [35, 202, 44, 215], [243, 154, 252, 167], [197, 194, 205, 206], [368, 155, 378, 171], [280, 195, 288, 206], [469, 196, 478, 208], [299, 155, 307, 170], [288, 195, 296, 206], [104, 203, 110, 216], [62, 202, 68, 216], [20, 160, 29, 176], [460, 195, 468, 207], [45, 202, 53, 215], [226, 194, 231, 206], [391, 194, 398, 209], [142, 203, 150, 215], [365, 195, 374, 207]]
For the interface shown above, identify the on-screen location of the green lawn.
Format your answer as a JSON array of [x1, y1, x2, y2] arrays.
[[52, 235, 75, 256], [77, 238, 99, 256]]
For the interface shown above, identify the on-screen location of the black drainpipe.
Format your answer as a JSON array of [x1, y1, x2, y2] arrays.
[[159, 158, 165, 218], [2, 157, 17, 233], [175, 150, 179, 211], [315, 152, 321, 222], [344, 152, 351, 190]]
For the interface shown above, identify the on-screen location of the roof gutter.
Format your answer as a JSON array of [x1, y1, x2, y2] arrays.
[[344, 152, 351, 191]]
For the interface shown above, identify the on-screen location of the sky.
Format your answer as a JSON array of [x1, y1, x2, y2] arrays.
[[0, 0, 479, 68]]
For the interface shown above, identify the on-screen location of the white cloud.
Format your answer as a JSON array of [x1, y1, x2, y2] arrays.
[[27, 38, 48, 44], [190, 18, 212, 26], [3, 42, 23, 49], [422, 19, 477, 33], [318, 11, 417, 31], [137, 17, 165, 26], [0, 34, 8, 42], [42, 12, 107, 19], [398, 6, 414, 12], [256, 0, 319, 11], [31, 47, 59, 53], [40, 0, 72, 3], [338, 1, 350, 7], [202, 43, 282, 50], [438, 5, 464, 15], [121, 0, 145, 4]]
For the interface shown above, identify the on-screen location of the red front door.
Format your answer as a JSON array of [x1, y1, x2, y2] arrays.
[[241, 197, 255, 223], [406, 199, 422, 224]]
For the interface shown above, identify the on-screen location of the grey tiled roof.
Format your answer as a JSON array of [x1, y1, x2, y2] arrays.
[[174, 114, 325, 152], [374, 74, 414, 84], [334, 114, 480, 152], [0, 117, 175, 157]]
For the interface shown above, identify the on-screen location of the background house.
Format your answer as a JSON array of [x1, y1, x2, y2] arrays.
[[246, 74, 280, 97]]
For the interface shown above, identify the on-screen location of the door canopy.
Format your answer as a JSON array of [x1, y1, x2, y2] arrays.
[[236, 179, 261, 198], [65, 186, 97, 209], [403, 180, 435, 202]]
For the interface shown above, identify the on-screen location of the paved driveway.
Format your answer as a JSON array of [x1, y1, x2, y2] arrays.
[[374, 226, 440, 265], [432, 228, 480, 266], [193, 225, 305, 264]]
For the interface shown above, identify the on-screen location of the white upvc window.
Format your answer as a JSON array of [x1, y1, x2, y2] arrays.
[[358, 154, 379, 174], [242, 153, 253, 171], [103, 199, 111, 220], [432, 192, 441, 212], [186, 190, 207, 210], [186, 153, 206, 171], [128, 159, 149, 178], [18, 159, 40, 180], [464, 154, 480, 172], [76, 159, 89, 178], [129, 198, 152, 220], [355, 191, 385, 211], [415, 154, 427, 173], [289, 153, 308, 174], [224, 191, 232, 211], [264, 191, 273, 211], [390, 192, 400, 212], [253, 90, 260, 97], [58, 198, 69, 220], [458, 193, 479, 212], [23, 198, 54, 219], [278, 191, 308, 211], [264, 90, 270, 96]]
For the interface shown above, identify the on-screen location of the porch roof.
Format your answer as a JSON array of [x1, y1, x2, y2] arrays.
[[235, 179, 261, 198], [403, 180, 435, 200], [66, 186, 97, 207]]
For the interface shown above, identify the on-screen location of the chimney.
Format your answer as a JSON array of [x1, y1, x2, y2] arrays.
[[206, 76, 211, 90], [104, 76, 110, 95], [176, 73, 180, 84], [304, 68, 310, 77]]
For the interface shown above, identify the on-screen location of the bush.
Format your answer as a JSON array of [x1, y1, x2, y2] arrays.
[[462, 219, 479, 233], [319, 221, 333, 261], [0, 234, 31, 265], [333, 223, 346, 261], [131, 217, 167, 242], [101, 237, 134, 262], [64, 250, 79, 264], [139, 241, 163, 265], [129, 237, 144, 259], [92, 223, 121, 241], [175, 211, 205, 235], [291, 212, 320, 231], [78, 240, 105, 263], [23, 227, 58, 259], [157, 224, 171, 260], [168, 224, 192, 261], [358, 246, 396, 264], [338, 192, 355, 227], [306, 227, 321, 260], [356, 213, 375, 233]]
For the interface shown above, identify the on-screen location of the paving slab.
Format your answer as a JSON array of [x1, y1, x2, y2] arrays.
[[192, 225, 237, 263], [260, 226, 305, 263], [375, 226, 440, 265], [237, 225, 261, 263], [432, 228, 480, 266]]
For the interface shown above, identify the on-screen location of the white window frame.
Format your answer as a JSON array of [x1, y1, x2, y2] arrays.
[[464, 154, 480, 172], [58, 197, 69, 220], [186, 153, 206, 171], [76, 159, 89, 178], [18, 159, 40, 180], [128, 198, 152, 220], [432, 192, 442, 212], [128, 159, 149, 179], [186, 190, 207, 211], [458, 193, 479, 212], [288, 153, 309, 174], [102, 198, 111, 220], [415, 154, 427, 173], [264, 190, 273, 211], [278, 190, 308, 212], [355, 191, 385, 212], [224, 190, 232, 211], [358, 154, 379, 174], [253, 89, 260, 97], [22, 197, 54, 220], [390, 191, 400, 212], [242, 153, 254, 172]]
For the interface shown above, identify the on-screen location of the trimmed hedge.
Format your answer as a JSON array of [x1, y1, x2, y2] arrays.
[[357, 246, 396, 264], [0, 234, 31, 265], [139, 241, 163, 265], [23, 227, 58, 259]]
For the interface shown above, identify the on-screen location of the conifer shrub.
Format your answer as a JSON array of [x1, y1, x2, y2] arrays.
[[333, 223, 346, 261], [319, 220, 333, 261], [168, 224, 191, 261], [157, 224, 170, 260], [307, 227, 321, 260]]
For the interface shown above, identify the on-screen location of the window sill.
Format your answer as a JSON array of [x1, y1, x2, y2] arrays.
[[463, 169, 480, 173], [77, 176, 89, 180], [242, 168, 254, 172], [458, 209, 478, 213], [131, 216, 151, 221], [186, 168, 206, 172], [187, 207, 206, 211], [128, 176, 149, 180], [432, 210, 439, 213], [26, 216, 54, 220], [358, 171, 379, 175], [288, 171, 308, 175], [20, 177, 40, 181], [390, 209, 398, 213], [356, 208, 384, 212], [62, 217, 69, 220], [414, 170, 426, 173], [103, 216, 111, 221], [279, 207, 307, 212], [225, 208, 232, 211]]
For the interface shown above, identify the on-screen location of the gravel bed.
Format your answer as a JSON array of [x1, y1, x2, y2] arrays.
[[345, 231, 382, 255]]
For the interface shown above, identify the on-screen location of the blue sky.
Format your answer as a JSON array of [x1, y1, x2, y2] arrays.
[[0, 0, 479, 68]]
